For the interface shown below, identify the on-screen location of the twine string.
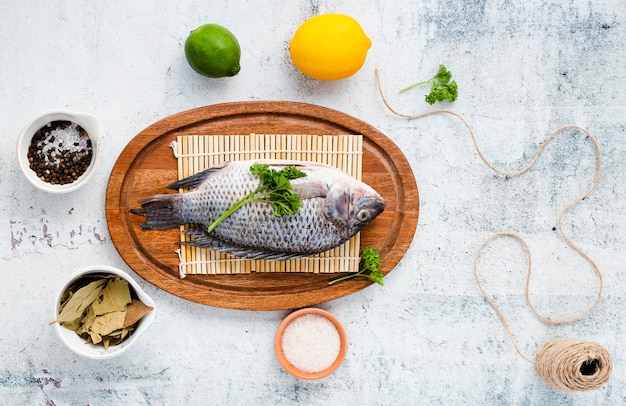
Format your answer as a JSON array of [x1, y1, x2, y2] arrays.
[[534, 338, 612, 392], [375, 69, 610, 391], [472, 232, 611, 393], [473, 232, 535, 364], [375, 68, 603, 324]]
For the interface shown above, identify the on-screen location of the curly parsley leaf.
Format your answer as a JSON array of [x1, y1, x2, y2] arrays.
[[207, 163, 307, 233], [399, 64, 458, 105], [433, 64, 452, 83], [328, 247, 384, 286]]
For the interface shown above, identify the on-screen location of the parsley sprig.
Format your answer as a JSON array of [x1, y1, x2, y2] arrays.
[[207, 163, 307, 233], [328, 247, 384, 286], [399, 64, 458, 105]]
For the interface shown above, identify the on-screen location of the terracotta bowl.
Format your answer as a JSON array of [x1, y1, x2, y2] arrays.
[[275, 307, 348, 380]]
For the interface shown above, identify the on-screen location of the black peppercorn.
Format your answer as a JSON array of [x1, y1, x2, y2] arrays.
[[27, 120, 93, 185]]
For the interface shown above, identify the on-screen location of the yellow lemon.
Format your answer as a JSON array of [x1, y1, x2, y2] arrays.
[[289, 14, 371, 80]]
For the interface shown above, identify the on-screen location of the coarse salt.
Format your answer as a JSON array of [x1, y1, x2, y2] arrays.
[[37, 122, 91, 165], [281, 313, 341, 373]]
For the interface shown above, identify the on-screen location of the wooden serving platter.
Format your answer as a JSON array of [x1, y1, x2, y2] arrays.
[[106, 101, 419, 310]]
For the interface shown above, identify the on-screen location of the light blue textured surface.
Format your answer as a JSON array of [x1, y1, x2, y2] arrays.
[[1, 1, 624, 404]]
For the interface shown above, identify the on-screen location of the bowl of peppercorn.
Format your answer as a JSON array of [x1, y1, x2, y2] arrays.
[[17, 109, 103, 193]]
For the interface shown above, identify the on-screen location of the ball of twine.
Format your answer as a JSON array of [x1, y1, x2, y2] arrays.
[[534, 338, 612, 392]]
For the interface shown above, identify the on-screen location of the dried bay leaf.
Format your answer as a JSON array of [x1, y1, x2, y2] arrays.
[[123, 300, 153, 328], [53, 274, 153, 350], [91, 277, 132, 315], [50, 279, 107, 325], [107, 327, 132, 340], [90, 310, 127, 337], [60, 319, 81, 332], [59, 291, 74, 309], [120, 327, 132, 340], [105, 327, 133, 349], [89, 328, 102, 344], [77, 306, 97, 335], [107, 329, 124, 338]]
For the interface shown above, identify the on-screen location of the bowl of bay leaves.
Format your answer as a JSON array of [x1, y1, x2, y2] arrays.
[[50, 265, 156, 359]]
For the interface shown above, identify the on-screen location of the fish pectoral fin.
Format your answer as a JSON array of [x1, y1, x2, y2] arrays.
[[292, 181, 327, 200], [166, 163, 229, 190], [182, 227, 310, 261]]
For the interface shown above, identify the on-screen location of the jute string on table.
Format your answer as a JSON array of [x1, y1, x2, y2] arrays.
[[474, 233, 611, 392], [375, 69, 611, 391]]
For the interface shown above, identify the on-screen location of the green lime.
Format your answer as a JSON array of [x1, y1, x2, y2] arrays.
[[184, 24, 241, 78]]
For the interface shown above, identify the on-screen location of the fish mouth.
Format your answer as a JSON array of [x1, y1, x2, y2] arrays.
[[371, 195, 386, 216], [356, 194, 386, 220]]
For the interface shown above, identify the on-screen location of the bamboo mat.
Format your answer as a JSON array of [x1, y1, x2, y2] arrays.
[[170, 133, 363, 278]]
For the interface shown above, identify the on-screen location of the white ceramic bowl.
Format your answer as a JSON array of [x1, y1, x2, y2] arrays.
[[53, 265, 156, 359], [17, 109, 103, 193]]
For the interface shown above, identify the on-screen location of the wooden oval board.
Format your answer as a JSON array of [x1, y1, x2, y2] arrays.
[[106, 101, 419, 310]]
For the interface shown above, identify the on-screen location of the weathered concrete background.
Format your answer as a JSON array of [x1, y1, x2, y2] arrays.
[[1, 0, 624, 404]]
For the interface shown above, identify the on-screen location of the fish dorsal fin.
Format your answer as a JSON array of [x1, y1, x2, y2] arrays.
[[292, 181, 327, 200], [166, 163, 228, 190]]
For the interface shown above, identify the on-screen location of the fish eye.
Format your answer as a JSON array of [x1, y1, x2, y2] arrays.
[[357, 209, 371, 222]]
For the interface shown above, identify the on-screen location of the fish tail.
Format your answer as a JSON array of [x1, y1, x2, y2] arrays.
[[130, 194, 184, 230]]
